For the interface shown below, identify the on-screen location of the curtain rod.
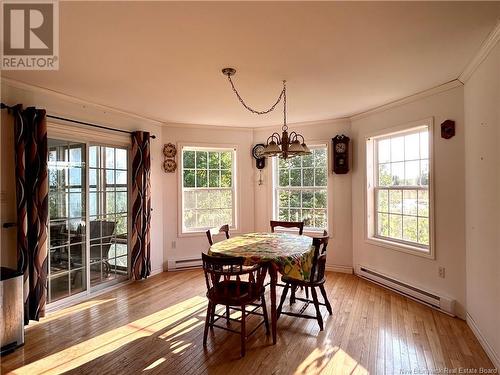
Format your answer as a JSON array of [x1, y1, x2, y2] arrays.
[[1, 103, 156, 139]]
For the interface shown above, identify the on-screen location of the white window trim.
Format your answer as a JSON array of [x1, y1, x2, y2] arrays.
[[270, 142, 331, 235], [365, 118, 435, 259], [177, 142, 240, 237]]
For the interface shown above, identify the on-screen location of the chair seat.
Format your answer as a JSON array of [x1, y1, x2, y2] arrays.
[[207, 280, 265, 305], [281, 274, 326, 287]]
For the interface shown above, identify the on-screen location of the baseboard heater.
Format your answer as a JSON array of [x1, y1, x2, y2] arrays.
[[356, 265, 455, 316], [167, 258, 202, 271]]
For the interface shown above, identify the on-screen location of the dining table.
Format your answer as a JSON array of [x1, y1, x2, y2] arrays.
[[208, 232, 316, 344]]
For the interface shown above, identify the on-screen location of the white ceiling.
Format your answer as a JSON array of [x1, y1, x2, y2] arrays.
[[3, 2, 500, 127]]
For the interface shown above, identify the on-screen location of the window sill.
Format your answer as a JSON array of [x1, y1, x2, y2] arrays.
[[365, 237, 434, 259], [178, 227, 239, 238]]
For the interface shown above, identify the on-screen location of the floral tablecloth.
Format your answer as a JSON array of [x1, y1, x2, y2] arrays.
[[208, 232, 314, 281]]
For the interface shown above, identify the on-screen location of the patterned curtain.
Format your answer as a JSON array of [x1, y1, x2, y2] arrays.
[[131, 131, 152, 279], [13, 105, 49, 324]]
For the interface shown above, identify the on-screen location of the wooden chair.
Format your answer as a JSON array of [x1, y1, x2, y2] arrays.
[[289, 230, 328, 302], [270, 220, 304, 235], [202, 253, 269, 357], [206, 224, 230, 246], [277, 235, 332, 331]]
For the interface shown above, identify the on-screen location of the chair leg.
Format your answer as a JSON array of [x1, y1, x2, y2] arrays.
[[203, 301, 212, 346], [240, 305, 246, 357], [311, 287, 324, 331], [261, 295, 270, 335], [210, 303, 216, 326], [305, 286, 309, 300], [290, 285, 297, 305], [319, 284, 333, 315], [277, 283, 290, 319], [226, 306, 231, 325]]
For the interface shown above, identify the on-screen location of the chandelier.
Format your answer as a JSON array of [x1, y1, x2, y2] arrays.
[[222, 68, 311, 159]]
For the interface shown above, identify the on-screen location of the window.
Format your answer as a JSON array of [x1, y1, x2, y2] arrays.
[[367, 124, 431, 253], [273, 145, 328, 231], [181, 146, 236, 233]]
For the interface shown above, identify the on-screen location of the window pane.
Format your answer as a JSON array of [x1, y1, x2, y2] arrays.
[[314, 168, 327, 187], [290, 169, 301, 186], [314, 148, 327, 167], [303, 169, 314, 186], [106, 170, 115, 184], [391, 136, 404, 162], [302, 191, 313, 208], [116, 170, 127, 185], [377, 213, 389, 237], [378, 163, 391, 186], [302, 153, 313, 167], [89, 146, 98, 168], [116, 192, 127, 213], [403, 190, 418, 216], [196, 170, 208, 187], [378, 139, 390, 163], [290, 209, 301, 221], [302, 209, 313, 226], [418, 190, 429, 217], [391, 162, 404, 186], [404, 133, 420, 160], [183, 170, 195, 187], [221, 152, 232, 169], [278, 190, 289, 208], [314, 191, 327, 208], [208, 170, 220, 187], [405, 161, 419, 186], [279, 169, 289, 187], [183, 209, 196, 228], [418, 217, 429, 245], [314, 210, 327, 229], [279, 208, 289, 221], [196, 190, 210, 209], [377, 189, 389, 213], [389, 190, 402, 214], [208, 152, 220, 169], [290, 192, 301, 207], [105, 147, 115, 169], [183, 151, 195, 168], [221, 170, 232, 188], [419, 159, 429, 186], [403, 216, 418, 242], [196, 151, 208, 169], [389, 214, 402, 239], [116, 149, 127, 170]]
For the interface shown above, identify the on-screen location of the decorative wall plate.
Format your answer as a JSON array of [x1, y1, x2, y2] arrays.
[[163, 143, 177, 158], [163, 158, 177, 173]]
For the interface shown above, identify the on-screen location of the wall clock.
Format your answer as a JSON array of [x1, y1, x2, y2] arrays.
[[163, 143, 177, 158], [252, 144, 266, 169], [332, 135, 350, 174], [163, 159, 177, 173]]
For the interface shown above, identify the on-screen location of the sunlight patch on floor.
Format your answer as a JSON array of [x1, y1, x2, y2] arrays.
[[294, 346, 368, 375], [143, 357, 166, 371], [9, 296, 207, 375], [27, 299, 117, 327]]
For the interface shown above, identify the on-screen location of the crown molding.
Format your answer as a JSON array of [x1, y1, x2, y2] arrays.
[[459, 19, 500, 84], [349, 80, 463, 122], [1, 77, 164, 126], [252, 116, 351, 132]]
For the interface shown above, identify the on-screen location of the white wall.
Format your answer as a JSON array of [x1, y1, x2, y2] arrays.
[[351, 85, 467, 318], [464, 41, 500, 367], [161, 124, 255, 264], [0, 80, 165, 275], [253, 120, 353, 272]]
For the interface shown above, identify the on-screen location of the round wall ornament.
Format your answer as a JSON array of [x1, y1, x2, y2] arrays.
[[163, 158, 177, 173], [163, 143, 177, 158]]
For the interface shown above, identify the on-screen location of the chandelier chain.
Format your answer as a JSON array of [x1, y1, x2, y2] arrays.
[[227, 75, 286, 116]]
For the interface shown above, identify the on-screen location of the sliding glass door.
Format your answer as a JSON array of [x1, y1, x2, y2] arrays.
[[48, 138, 129, 304]]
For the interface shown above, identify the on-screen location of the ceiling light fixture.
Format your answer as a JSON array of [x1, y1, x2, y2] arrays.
[[222, 68, 310, 159]]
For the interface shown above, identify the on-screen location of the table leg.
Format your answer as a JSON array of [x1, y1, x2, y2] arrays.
[[269, 264, 277, 345]]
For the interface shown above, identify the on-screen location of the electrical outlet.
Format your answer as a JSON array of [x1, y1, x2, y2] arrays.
[[438, 267, 445, 278], [171, 240, 176, 249]]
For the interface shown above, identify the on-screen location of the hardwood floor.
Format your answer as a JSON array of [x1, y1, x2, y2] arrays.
[[1, 270, 494, 374]]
